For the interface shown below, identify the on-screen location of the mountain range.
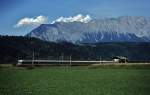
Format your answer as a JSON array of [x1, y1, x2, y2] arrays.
[[27, 16, 150, 43]]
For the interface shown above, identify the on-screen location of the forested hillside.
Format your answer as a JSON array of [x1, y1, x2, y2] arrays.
[[0, 36, 150, 64]]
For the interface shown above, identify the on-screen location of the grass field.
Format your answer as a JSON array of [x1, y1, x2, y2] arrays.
[[0, 66, 150, 95]]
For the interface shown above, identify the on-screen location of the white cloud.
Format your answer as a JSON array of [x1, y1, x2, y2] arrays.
[[15, 15, 48, 27], [15, 14, 92, 28], [52, 14, 92, 24]]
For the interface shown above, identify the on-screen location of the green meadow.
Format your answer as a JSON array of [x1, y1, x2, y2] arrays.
[[0, 66, 150, 95]]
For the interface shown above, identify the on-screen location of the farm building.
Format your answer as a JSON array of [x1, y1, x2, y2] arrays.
[[113, 56, 128, 63]]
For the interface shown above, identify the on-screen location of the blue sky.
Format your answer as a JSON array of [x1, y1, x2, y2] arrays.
[[0, 0, 150, 36]]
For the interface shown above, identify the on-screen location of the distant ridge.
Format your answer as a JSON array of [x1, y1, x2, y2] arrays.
[[27, 16, 150, 43]]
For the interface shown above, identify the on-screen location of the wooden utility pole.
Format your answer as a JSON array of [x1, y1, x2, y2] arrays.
[[70, 55, 72, 66], [59, 53, 64, 65], [99, 56, 101, 64], [32, 51, 35, 67], [62, 53, 64, 61]]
